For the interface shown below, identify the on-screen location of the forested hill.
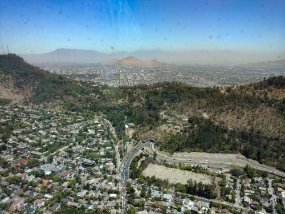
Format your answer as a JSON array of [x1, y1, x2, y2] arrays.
[[1, 54, 285, 171], [0, 54, 52, 89], [228, 76, 285, 101], [0, 54, 75, 104]]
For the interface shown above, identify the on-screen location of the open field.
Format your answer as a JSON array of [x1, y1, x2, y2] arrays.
[[143, 146, 285, 178], [142, 163, 213, 185]]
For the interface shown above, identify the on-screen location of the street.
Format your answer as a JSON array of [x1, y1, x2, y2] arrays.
[[118, 140, 152, 213]]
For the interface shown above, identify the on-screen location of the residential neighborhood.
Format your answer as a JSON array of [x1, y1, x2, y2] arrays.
[[0, 105, 285, 213], [0, 106, 120, 213]]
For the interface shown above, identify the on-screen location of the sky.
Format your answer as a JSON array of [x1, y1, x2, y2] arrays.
[[0, 0, 285, 56]]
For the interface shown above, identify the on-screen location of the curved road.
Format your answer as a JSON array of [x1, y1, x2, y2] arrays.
[[117, 139, 285, 213], [119, 140, 152, 213]]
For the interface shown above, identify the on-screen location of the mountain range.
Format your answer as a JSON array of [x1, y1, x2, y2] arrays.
[[21, 48, 285, 65]]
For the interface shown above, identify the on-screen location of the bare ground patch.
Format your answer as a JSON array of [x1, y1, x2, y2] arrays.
[[142, 163, 213, 185]]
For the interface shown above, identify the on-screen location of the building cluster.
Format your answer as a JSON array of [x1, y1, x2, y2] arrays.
[[0, 106, 120, 213], [1, 105, 285, 213], [38, 63, 285, 88], [222, 172, 285, 213], [129, 183, 211, 214]]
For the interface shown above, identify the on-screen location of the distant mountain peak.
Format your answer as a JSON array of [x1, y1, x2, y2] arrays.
[[114, 56, 161, 66], [124, 56, 139, 60]]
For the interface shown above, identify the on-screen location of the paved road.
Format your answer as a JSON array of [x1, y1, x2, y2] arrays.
[[117, 140, 284, 213], [267, 178, 277, 214], [119, 140, 152, 213], [235, 178, 241, 207], [117, 140, 256, 213], [114, 145, 121, 173]]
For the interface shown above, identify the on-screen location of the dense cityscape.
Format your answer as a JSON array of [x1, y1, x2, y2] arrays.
[[38, 63, 285, 87]]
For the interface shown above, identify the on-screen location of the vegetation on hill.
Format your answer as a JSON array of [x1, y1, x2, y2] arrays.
[[0, 99, 11, 106], [1, 54, 284, 171], [228, 76, 285, 114], [0, 54, 80, 104], [34, 79, 285, 170], [159, 116, 285, 171], [0, 54, 51, 89]]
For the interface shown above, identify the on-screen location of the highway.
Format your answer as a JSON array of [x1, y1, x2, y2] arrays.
[[118, 140, 152, 213], [117, 139, 285, 213]]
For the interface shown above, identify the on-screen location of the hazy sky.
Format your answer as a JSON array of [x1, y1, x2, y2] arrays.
[[0, 0, 285, 55]]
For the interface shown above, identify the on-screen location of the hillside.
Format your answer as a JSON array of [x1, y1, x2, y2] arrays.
[[0, 54, 50, 87], [0, 54, 48, 104], [0, 54, 284, 171], [229, 76, 285, 101], [114, 56, 161, 66], [0, 54, 75, 105], [23, 48, 107, 64]]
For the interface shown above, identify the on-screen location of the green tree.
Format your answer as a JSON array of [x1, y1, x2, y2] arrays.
[[127, 206, 136, 214]]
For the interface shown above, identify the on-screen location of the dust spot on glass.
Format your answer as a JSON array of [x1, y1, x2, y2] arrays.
[[209, 35, 213, 39], [85, 25, 89, 28], [163, 37, 167, 40], [216, 35, 221, 39], [67, 38, 71, 42], [58, 10, 62, 15], [110, 46, 115, 50], [24, 18, 30, 25], [155, 28, 158, 32]]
